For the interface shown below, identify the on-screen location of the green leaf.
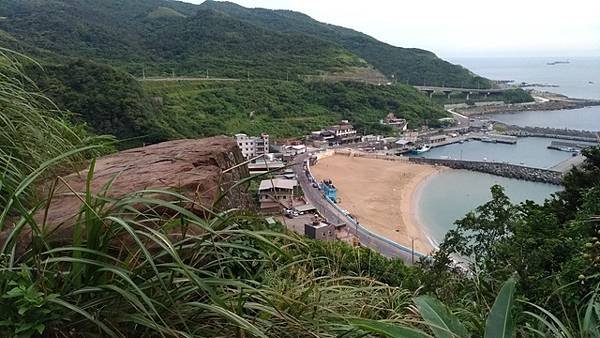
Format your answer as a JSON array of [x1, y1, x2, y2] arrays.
[[349, 318, 432, 338], [414, 295, 469, 338], [484, 277, 517, 338], [34, 323, 45, 335]]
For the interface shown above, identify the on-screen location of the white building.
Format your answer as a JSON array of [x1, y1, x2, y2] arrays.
[[235, 133, 270, 160]]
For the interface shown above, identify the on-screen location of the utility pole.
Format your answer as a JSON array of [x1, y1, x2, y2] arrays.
[[247, 71, 250, 81], [206, 69, 209, 79], [171, 69, 175, 78], [142, 67, 146, 80]]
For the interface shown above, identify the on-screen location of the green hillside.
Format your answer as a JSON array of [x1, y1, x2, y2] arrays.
[[23, 58, 445, 142], [200, 0, 493, 88], [145, 79, 448, 139], [0, 0, 490, 87], [0, 0, 364, 79]]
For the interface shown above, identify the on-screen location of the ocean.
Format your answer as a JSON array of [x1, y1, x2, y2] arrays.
[[418, 170, 561, 245], [417, 56, 599, 246], [450, 56, 600, 100]]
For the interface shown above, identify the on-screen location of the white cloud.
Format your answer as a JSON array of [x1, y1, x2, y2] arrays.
[[183, 0, 600, 57]]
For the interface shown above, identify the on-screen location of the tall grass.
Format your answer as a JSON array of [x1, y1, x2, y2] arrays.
[[0, 52, 421, 337], [0, 157, 421, 336], [0, 48, 111, 215]]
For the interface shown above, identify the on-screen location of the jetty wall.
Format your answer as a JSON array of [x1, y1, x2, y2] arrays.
[[501, 125, 599, 143], [409, 158, 563, 185]]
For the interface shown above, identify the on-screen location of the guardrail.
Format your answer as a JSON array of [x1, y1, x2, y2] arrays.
[[304, 159, 426, 260]]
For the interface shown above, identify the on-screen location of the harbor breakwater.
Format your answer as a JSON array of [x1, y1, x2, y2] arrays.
[[409, 158, 563, 185], [499, 125, 599, 143]]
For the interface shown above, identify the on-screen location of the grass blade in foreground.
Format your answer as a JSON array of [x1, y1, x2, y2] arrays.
[[349, 318, 432, 338], [484, 278, 516, 338], [414, 295, 469, 338]]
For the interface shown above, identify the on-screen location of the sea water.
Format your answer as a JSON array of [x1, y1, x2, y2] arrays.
[[418, 170, 561, 245], [412, 137, 576, 169], [450, 56, 600, 100], [416, 56, 599, 244], [487, 106, 600, 131]]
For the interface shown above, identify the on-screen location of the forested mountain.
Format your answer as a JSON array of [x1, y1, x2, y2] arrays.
[[0, 0, 364, 78], [200, 1, 492, 88], [0, 0, 490, 87]]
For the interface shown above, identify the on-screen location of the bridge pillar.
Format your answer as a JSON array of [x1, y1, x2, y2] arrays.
[[466, 92, 471, 100], [429, 91, 433, 98], [448, 92, 452, 99]]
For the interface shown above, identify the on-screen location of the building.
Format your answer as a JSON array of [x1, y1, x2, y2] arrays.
[[425, 134, 447, 145], [306, 120, 361, 147], [321, 179, 337, 202], [328, 120, 361, 144], [381, 113, 408, 131], [304, 216, 336, 241], [247, 159, 285, 175], [235, 133, 270, 160], [258, 178, 298, 211]]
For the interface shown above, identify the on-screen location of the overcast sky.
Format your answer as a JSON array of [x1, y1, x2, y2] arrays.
[[182, 0, 600, 58]]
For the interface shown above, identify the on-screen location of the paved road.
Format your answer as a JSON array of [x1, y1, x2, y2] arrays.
[[293, 154, 425, 263]]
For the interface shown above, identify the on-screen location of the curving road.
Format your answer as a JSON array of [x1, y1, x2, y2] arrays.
[[293, 153, 426, 264]]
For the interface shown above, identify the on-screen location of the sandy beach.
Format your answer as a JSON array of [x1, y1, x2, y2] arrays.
[[311, 154, 444, 254]]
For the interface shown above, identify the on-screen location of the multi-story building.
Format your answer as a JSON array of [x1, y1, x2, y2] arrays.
[[258, 178, 298, 211], [306, 120, 361, 146], [235, 133, 270, 160], [381, 113, 408, 131], [328, 120, 360, 144]]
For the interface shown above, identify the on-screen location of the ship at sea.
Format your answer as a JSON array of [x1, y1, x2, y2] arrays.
[[547, 60, 570, 65]]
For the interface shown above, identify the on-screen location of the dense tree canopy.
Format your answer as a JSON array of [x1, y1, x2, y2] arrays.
[[145, 79, 448, 139], [26, 60, 166, 147], [0, 0, 491, 87]]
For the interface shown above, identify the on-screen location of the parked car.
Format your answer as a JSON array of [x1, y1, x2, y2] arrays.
[[312, 182, 319, 188]]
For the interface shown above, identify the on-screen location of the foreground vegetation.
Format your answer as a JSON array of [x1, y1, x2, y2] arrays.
[[1, 52, 599, 337]]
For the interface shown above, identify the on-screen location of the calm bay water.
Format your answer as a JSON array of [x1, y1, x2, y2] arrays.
[[418, 170, 561, 246], [488, 106, 600, 131], [415, 56, 599, 244], [413, 137, 575, 169]]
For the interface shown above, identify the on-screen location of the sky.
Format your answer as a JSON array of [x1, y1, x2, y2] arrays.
[[182, 0, 600, 58]]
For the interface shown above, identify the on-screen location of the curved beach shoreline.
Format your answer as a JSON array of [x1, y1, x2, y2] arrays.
[[411, 171, 441, 251], [311, 154, 444, 254]]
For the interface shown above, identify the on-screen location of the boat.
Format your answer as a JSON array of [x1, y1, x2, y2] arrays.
[[547, 61, 570, 66], [481, 137, 497, 143], [413, 145, 431, 153]]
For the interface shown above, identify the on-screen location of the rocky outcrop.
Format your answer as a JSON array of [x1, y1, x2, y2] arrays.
[[409, 158, 563, 185], [41, 137, 250, 224], [2, 137, 251, 255]]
